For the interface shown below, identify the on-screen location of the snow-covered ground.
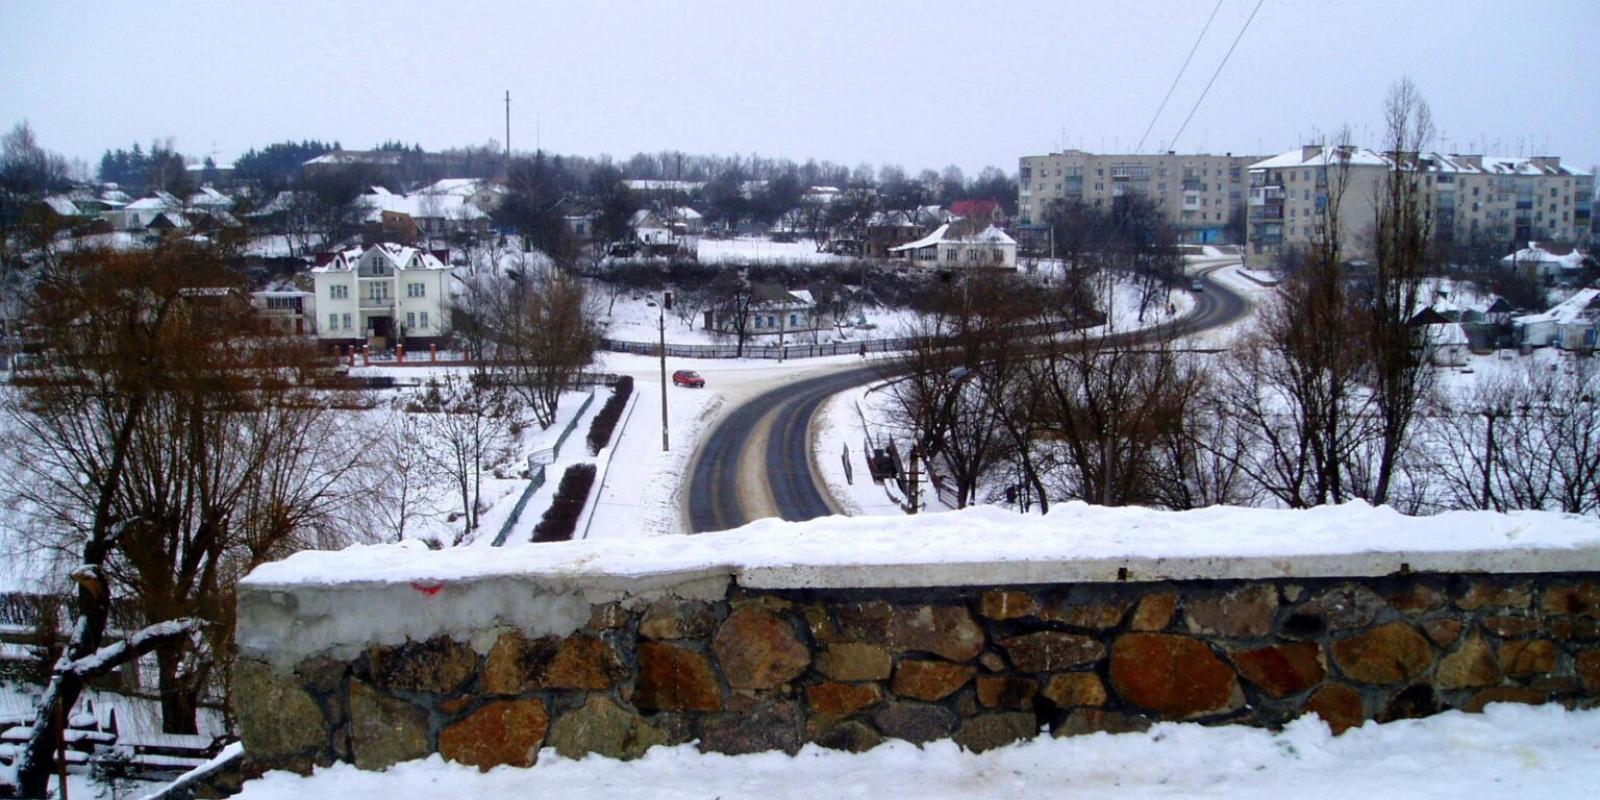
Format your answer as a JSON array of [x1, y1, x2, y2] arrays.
[[695, 237, 854, 265], [230, 704, 1600, 800], [595, 291, 915, 347]]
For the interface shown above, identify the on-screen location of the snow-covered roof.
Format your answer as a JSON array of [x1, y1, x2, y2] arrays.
[[421, 178, 488, 197], [304, 150, 403, 167], [311, 243, 449, 274], [623, 179, 704, 193], [1502, 242, 1587, 269], [1249, 146, 1390, 171], [360, 191, 488, 222], [670, 206, 703, 220], [1515, 287, 1600, 327], [125, 191, 179, 211], [889, 222, 1017, 252], [186, 186, 235, 209], [43, 195, 80, 217]]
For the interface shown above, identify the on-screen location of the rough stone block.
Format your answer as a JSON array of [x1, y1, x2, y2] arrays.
[[632, 642, 723, 712], [699, 698, 803, 756], [1330, 622, 1432, 685], [1304, 683, 1364, 735], [1542, 583, 1600, 618], [1499, 639, 1558, 676], [998, 631, 1105, 672], [348, 680, 429, 771], [887, 604, 986, 661], [1109, 633, 1241, 718], [1423, 618, 1464, 648], [1386, 585, 1445, 615], [639, 599, 718, 640], [1042, 598, 1132, 629], [1457, 581, 1531, 612], [979, 590, 1038, 620], [976, 676, 1038, 710], [1040, 672, 1107, 708], [811, 720, 883, 753], [1054, 709, 1151, 737], [546, 695, 668, 761], [234, 658, 327, 762], [1294, 584, 1387, 632], [1129, 592, 1179, 631], [1578, 648, 1600, 692], [806, 682, 884, 720], [712, 607, 811, 690], [1229, 642, 1325, 699], [871, 701, 959, 744], [484, 632, 626, 693], [954, 713, 1037, 753], [365, 636, 477, 694], [439, 698, 549, 770], [1435, 634, 1501, 690], [891, 659, 975, 701], [1185, 585, 1277, 638], [816, 642, 893, 682], [1463, 687, 1546, 713]]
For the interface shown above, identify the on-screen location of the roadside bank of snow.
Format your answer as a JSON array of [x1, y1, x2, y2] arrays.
[[230, 703, 1600, 800]]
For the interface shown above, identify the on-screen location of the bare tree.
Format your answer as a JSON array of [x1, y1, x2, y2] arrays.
[[1366, 77, 1438, 504], [369, 410, 445, 542], [420, 373, 511, 540], [495, 257, 598, 429]]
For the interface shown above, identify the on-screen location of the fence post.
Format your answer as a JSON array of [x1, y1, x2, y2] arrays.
[[430, 343, 437, 362]]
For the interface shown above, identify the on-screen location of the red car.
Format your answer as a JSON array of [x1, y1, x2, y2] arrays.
[[672, 369, 705, 388]]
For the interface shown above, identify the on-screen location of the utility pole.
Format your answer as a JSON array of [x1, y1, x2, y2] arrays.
[[504, 91, 511, 160], [660, 293, 670, 451]]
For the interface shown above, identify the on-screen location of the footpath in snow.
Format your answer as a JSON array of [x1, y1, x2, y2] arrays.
[[230, 703, 1600, 800]]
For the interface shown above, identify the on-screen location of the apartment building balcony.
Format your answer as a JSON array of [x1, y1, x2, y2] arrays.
[[1249, 186, 1285, 206]]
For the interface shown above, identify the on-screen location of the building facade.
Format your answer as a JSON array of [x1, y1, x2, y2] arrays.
[[888, 220, 1017, 269], [1017, 150, 1263, 243], [310, 243, 452, 350], [1246, 145, 1594, 266]]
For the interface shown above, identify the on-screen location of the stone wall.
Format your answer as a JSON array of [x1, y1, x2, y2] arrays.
[[237, 571, 1600, 772]]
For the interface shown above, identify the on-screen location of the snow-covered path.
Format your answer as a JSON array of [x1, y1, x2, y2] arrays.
[[230, 703, 1600, 799]]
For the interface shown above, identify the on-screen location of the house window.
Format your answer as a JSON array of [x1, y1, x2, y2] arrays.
[[789, 313, 798, 328], [420, 312, 429, 329], [946, 249, 958, 262], [408, 282, 425, 297], [329, 313, 338, 330], [330, 285, 348, 299], [755, 315, 763, 329], [342, 313, 351, 330], [407, 312, 416, 329]]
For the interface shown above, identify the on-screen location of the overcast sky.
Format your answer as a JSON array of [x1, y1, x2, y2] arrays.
[[3, 0, 1597, 177]]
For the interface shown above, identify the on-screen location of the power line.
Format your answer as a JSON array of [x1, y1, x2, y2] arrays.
[[1134, 0, 1224, 155], [1167, 0, 1266, 153]]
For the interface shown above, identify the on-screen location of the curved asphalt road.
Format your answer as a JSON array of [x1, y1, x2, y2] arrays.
[[686, 261, 1251, 533]]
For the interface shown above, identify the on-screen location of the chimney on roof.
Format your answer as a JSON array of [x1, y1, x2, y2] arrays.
[[1301, 144, 1323, 161]]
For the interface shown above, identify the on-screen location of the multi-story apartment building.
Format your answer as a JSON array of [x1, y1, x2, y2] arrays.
[[311, 243, 452, 351], [1017, 150, 1264, 243], [1246, 145, 1594, 265]]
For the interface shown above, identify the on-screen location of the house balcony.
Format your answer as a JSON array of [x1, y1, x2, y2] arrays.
[[359, 297, 393, 309]]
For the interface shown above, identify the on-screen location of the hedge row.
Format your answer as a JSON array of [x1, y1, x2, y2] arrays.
[[586, 375, 634, 455], [530, 463, 597, 543]]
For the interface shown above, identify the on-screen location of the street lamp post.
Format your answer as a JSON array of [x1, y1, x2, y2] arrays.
[[660, 293, 670, 452]]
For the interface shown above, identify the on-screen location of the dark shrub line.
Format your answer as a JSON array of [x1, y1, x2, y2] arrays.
[[531, 463, 597, 543], [586, 375, 634, 455]]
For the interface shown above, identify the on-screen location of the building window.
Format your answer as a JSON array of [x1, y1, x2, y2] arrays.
[[342, 313, 351, 330], [328, 313, 338, 330], [407, 312, 416, 329], [408, 282, 425, 297], [946, 249, 958, 262], [420, 312, 430, 329], [330, 285, 348, 299], [789, 313, 798, 327], [754, 315, 763, 329]]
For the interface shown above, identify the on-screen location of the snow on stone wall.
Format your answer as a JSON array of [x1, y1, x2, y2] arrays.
[[232, 502, 1600, 774]]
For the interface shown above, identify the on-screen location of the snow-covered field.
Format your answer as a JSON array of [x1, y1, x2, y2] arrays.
[[695, 236, 854, 265], [230, 704, 1600, 800]]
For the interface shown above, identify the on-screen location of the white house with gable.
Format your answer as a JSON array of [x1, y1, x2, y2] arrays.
[[310, 243, 452, 350], [889, 219, 1017, 269]]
